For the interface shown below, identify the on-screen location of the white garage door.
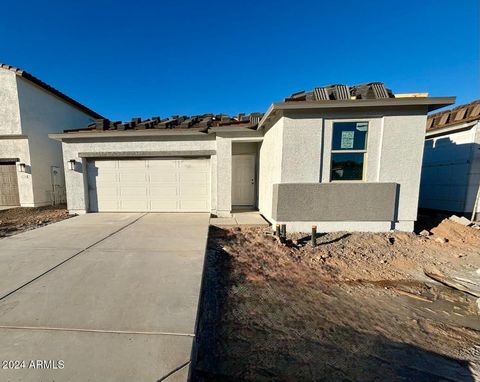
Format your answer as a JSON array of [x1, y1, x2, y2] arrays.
[[87, 158, 210, 212]]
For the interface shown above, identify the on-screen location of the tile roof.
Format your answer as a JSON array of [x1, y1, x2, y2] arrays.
[[64, 112, 264, 133], [284, 82, 395, 102], [0, 63, 103, 119], [426, 99, 480, 131]]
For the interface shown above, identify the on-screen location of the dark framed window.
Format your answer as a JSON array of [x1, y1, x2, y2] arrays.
[[330, 121, 368, 181]]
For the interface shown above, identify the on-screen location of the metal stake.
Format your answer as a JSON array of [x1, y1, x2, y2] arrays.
[[275, 224, 281, 237], [311, 225, 317, 247]]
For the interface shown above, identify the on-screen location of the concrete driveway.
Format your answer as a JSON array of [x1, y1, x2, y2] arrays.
[[0, 213, 209, 382]]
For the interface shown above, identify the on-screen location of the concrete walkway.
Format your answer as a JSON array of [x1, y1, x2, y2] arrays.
[[210, 211, 269, 227], [0, 213, 209, 381]]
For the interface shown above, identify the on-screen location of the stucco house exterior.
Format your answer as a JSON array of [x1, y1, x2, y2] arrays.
[[420, 100, 480, 220], [50, 83, 454, 232], [0, 64, 102, 208]]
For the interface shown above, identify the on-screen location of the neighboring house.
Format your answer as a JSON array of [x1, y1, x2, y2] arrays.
[[50, 83, 454, 232], [0, 64, 102, 208], [419, 100, 480, 220]]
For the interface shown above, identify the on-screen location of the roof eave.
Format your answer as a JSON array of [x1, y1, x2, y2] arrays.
[[258, 96, 456, 128], [1, 64, 103, 119], [49, 128, 211, 141]]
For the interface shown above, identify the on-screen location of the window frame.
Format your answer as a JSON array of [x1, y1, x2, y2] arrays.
[[330, 121, 369, 182]]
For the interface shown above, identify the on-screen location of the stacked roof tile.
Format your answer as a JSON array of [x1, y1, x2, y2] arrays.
[[284, 82, 394, 102], [427, 99, 480, 131], [65, 112, 264, 133]]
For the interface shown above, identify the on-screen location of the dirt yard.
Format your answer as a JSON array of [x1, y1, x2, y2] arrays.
[[0, 205, 73, 238], [192, 218, 480, 381]]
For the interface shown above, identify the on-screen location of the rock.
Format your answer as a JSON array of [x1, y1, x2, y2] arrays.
[[435, 236, 448, 244], [449, 215, 472, 226], [476, 269, 480, 275], [419, 230, 431, 237]]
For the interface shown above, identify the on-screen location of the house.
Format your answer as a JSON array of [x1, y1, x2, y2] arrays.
[[0, 64, 102, 208], [49, 83, 454, 232], [419, 100, 480, 220]]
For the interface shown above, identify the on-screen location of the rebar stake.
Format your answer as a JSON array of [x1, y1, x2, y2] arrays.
[[275, 224, 281, 237]]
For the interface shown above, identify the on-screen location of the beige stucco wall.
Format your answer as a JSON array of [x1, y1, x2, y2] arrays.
[[258, 118, 284, 218], [16, 77, 96, 206], [379, 111, 427, 227], [0, 70, 21, 135], [260, 107, 428, 231]]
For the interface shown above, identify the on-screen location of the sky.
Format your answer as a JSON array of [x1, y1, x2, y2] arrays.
[[0, 0, 478, 121]]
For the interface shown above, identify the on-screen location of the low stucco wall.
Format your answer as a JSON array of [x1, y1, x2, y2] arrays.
[[272, 182, 398, 222]]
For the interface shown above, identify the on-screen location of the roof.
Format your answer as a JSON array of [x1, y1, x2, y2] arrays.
[[62, 112, 264, 134], [284, 82, 395, 102], [426, 99, 480, 131], [258, 82, 455, 128], [0, 63, 103, 119]]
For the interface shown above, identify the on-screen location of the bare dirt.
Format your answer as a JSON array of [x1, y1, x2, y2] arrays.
[[0, 205, 73, 238], [192, 219, 480, 382]]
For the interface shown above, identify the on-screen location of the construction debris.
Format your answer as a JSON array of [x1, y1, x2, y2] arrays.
[[449, 215, 473, 226], [424, 269, 480, 298]]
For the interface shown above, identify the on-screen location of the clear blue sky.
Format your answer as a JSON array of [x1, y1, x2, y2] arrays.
[[1, 0, 478, 121]]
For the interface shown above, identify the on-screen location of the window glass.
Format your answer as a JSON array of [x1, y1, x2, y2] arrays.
[[331, 153, 365, 181], [332, 122, 368, 151]]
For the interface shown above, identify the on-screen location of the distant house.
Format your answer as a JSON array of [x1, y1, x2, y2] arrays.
[[420, 100, 480, 220], [50, 82, 453, 232], [0, 64, 101, 208]]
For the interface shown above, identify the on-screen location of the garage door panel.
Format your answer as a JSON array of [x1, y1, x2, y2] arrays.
[[149, 172, 177, 182], [118, 161, 146, 169], [120, 200, 150, 211], [88, 158, 210, 212], [150, 185, 178, 196], [179, 160, 208, 170], [120, 187, 148, 199], [118, 173, 148, 183], [178, 172, 208, 183], [181, 185, 208, 197], [150, 200, 178, 211], [148, 160, 177, 170], [179, 200, 209, 211]]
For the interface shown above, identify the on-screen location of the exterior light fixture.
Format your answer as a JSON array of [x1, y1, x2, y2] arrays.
[[18, 162, 26, 172], [68, 160, 76, 171]]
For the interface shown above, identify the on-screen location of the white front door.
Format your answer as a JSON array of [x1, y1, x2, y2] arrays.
[[232, 154, 256, 206]]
